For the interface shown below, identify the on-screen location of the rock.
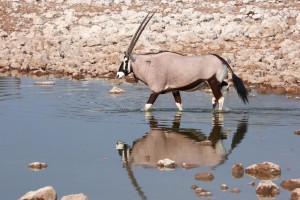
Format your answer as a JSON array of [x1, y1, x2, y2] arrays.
[[194, 187, 212, 197], [28, 162, 48, 170], [61, 193, 88, 200], [19, 186, 57, 200], [220, 184, 228, 190], [109, 86, 125, 94], [245, 162, 281, 180], [280, 179, 300, 191], [291, 188, 300, 200], [157, 158, 176, 169], [194, 172, 214, 181], [249, 181, 256, 186], [256, 180, 279, 197], [232, 163, 244, 178], [230, 188, 241, 193], [182, 163, 199, 169]]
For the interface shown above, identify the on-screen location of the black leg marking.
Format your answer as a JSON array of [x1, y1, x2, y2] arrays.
[[172, 91, 182, 104], [147, 92, 159, 105]]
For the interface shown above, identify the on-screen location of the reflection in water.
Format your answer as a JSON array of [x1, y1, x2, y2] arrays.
[[0, 77, 21, 101], [116, 112, 248, 200], [117, 112, 248, 168]]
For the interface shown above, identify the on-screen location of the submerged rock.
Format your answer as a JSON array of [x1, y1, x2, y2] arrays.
[[232, 163, 244, 178], [256, 180, 279, 197], [109, 86, 125, 94], [245, 162, 281, 180], [280, 179, 300, 191], [194, 172, 214, 181], [19, 186, 57, 200], [28, 162, 48, 171]]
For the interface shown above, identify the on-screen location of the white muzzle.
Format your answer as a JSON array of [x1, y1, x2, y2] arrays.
[[116, 71, 125, 79]]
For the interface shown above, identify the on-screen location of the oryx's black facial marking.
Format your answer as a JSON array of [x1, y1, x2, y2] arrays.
[[116, 56, 132, 78]]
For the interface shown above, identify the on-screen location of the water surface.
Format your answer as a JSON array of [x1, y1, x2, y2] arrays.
[[0, 76, 299, 199]]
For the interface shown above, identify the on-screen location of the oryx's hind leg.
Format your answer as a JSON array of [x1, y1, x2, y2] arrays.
[[172, 91, 182, 111], [208, 76, 225, 111], [144, 92, 159, 111]]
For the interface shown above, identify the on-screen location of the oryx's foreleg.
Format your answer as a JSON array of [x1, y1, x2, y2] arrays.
[[144, 92, 159, 111], [208, 76, 224, 111], [172, 91, 182, 111]]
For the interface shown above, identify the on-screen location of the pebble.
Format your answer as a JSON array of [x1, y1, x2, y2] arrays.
[[28, 162, 48, 171], [230, 188, 241, 193], [194, 172, 214, 181], [220, 184, 229, 190], [232, 163, 244, 178]]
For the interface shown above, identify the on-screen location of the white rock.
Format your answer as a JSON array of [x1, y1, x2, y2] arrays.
[[19, 186, 57, 200], [157, 158, 176, 169]]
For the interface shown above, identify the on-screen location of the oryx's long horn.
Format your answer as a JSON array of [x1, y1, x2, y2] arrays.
[[125, 12, 155, 58]]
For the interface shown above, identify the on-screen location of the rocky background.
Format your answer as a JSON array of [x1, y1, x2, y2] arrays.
[[0, 0, 299, 95]]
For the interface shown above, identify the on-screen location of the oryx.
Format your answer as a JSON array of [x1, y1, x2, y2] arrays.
[[117, 13, 249, 111]]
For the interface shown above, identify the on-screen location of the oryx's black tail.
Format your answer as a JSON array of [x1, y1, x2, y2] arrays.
[[212, 54, 249, 104], [232, 73, 249, 104]]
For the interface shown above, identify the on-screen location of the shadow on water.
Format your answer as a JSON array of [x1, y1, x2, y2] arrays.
[[116, 112, 248, 200]]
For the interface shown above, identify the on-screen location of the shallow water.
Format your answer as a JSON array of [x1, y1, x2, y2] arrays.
[[0, 76, 299, 200]]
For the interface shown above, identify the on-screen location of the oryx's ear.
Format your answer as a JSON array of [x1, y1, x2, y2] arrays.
[[130, 54, 136, 62]]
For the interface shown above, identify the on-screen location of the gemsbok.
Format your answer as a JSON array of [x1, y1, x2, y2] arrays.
[[116, 13, 249, 111]]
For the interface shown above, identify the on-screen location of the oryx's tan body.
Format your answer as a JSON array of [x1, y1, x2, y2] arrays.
[[131, 52, 227, 94]]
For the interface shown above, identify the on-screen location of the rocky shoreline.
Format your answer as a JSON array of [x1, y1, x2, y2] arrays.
[[0, 0, 299, 95]]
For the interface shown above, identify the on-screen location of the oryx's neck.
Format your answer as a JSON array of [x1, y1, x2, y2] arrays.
[[131, 54, 150, 84]]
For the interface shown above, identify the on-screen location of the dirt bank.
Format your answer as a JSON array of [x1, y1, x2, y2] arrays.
[[0, 0, 299, 95]]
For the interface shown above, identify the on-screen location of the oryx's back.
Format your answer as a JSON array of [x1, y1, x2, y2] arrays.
[[132, 52, 226, 92]]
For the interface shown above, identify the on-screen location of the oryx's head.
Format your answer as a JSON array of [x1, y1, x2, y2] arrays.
[[116, 12, 155, 79]]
